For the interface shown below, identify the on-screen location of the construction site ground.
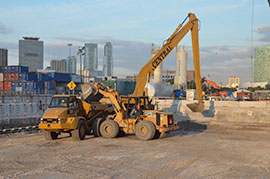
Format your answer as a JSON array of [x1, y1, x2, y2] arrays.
[[1, 119, 270, 178]]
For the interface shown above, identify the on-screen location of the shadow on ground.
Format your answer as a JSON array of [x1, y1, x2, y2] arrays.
[[166, 120, 208, 138]]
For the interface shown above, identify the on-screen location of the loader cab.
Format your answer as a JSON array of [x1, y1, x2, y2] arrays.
[[122, 96, 153, 118]]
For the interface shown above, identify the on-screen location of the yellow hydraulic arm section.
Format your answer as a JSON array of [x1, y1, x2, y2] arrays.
[[132, 13, 204, 112]]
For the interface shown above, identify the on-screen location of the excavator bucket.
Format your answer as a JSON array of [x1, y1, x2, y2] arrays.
[[186, 102, 204, 112], [80, 83, 104, 103]]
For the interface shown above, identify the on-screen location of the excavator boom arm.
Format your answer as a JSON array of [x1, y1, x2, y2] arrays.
[[132, 13, 204, 112]]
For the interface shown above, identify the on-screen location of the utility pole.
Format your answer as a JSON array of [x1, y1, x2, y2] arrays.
[[77, 46, 85, 83]]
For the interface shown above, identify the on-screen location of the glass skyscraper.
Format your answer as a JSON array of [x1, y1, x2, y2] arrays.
[[0, 48, 8, 67], [19, 37, 43, 72], [103, 42, 113, 76], [84, 43, 98, 74], [66, 56, 77, 74]]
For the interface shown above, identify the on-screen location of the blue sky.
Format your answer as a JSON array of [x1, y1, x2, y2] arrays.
[[0, 0, 270, 84]]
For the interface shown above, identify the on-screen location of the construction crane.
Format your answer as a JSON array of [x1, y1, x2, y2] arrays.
[[132, 13, 204, 112]]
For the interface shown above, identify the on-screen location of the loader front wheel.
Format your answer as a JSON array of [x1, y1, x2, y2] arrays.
[[44, 131, 58, 140], [71, 120, 86, 141], [135, 120, 155, 141], [100, 120, 119, 139]]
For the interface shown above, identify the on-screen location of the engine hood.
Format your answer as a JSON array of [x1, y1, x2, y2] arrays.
[[43, 108, 68, 119]]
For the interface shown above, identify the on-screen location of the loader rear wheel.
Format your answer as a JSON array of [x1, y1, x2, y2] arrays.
[[100, 120, 119, 139], [135, 120, 155, 141], [71, 120, 86, 141], [44, 131, 58, 140], [93, 118, 104, 137]]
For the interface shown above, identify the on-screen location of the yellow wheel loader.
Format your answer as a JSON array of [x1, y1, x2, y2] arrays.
[[81, 83, 179, 141]]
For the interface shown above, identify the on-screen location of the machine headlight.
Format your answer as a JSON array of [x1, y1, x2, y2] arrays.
[[57, 118, 61, 123], [40, 118, 43, 123]]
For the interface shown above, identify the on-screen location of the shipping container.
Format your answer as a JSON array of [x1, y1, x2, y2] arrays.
[[18, 73, 28, 81], [39, 73, 49, 81], [3, 66, 28, 73], [0, 81, 3, 90], [4, 81, 11, 91], [3, 66, 11, 73], [44, 81, 56, 90], [0, 73, 3, 82], [47, 90, 56, 95], [15, 86, 23, 92], [28, 72, 38, 81], [36, 72, 49, 81], [10, 66, 28, 73], [4, 73, 19, 82], [48, 72, 71, 82], [236, 90, 253, 100], [33, 81, 45, 90]]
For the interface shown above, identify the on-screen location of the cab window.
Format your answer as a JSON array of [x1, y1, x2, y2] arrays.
[[49, 97, 69, 108]]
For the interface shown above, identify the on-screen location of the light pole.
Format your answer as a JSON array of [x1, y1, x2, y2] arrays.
[[77, 46, 85, 83]]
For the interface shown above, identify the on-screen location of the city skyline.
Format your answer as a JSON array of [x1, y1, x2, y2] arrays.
[[0, 0, 270, 84]]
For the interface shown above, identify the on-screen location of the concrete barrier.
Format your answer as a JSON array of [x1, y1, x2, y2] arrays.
[[0, 95, 52, 128], [153, 98, 270, 123]]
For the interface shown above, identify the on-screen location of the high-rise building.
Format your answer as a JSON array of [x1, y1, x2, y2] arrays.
[[228, 76, 240, 88], [254, 45, 270, 82], [84, 43, 98, 74], [0, 48, 8, 66], [19, 37, 43, 72], [66, 56, 77, 74], [103, 42, 113, 76], [50, 59, 66, 73]]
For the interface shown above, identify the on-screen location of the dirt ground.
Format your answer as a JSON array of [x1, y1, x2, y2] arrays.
[[0, 120, 270, 179]]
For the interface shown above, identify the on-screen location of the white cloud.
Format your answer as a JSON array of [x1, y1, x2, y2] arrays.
[[255, 26, 270, 42]]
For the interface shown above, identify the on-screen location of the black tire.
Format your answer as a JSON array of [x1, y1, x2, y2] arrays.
[[118, 130, 126, 137], [71, 120, 86, 141], [153, 131, 167, 139], [135, 120, 156, 141], [92, 118, 104, 137], [100, 120, 119, 139], [153, 130, 161, 139], [44, 131, 58, 140]]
